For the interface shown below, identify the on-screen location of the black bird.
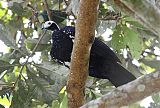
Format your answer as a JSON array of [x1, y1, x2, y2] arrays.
[[42, 21, 136, 87]]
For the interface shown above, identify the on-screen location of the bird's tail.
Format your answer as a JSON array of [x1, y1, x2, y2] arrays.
[[106, 62, 136, 87], [89, 62, 136, 87]]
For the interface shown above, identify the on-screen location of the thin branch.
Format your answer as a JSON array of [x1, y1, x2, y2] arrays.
[[14, 30, 47, 87], [64, 0, 76, 18], [43, 0, 53, 21], [98, 12, 121, 20], [58, 0, 61, 10], [111, 0, 160, 38], [27, 4, 36, 12], [0, 64, 19, 68], [81, 71, 160, 108], [31, 30, 47, 54], [27, 4, 39, 23]]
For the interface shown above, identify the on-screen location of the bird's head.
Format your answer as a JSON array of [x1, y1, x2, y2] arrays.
[[42, 21, 60, 31]]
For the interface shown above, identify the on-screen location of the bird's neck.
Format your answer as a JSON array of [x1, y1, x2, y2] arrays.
[[50, 23, 60, 31]]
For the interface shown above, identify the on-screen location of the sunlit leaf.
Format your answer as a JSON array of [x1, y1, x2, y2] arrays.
[[0, 60, 11, 74], [112, 25, 143, 59], [60, 92, 67, 108], [52, 100, 60, 108], [9, 2, 23, 16], [0, 95, 11, 108], [152, 93, 160, 103], [140, 59, 160, 70], [27, 64, 67, 104], [111, 25, 126, 51], [35, 61, 69, 77], [0, 24, 18, 49], [25, 38, 50, 51], [123, 26, 143, 59], [96, 20, 116, 36]]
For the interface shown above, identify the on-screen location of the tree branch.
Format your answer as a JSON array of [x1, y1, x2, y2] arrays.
[[109, 0, 160, 38], [64, 0, 76, 18], [81, 71, 160, 108], [66, 0, 100, 108], [66, 0, 79, 16]]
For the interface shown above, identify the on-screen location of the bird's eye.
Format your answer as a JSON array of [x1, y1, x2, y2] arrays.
[[48, 22, 51, 25]]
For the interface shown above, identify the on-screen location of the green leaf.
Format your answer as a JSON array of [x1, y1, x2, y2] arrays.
[[51, 100, 60, 108], [27, 71, 60, 104], [27, 64, 67, 104], [0, 95, 11, 108], [126, 21, 146, 30], [9, 2, 23, 16], [124, 17, 146, 30], [111, 25, 126, 51], [127, 60, 143, 77], [137, 29, 158, 39], [0, 25, 18, 49], [60, 92, 67, 108], [129, 103, 143, 108], [25, 38, 50, 51], [0, 81, 12, 98], [0, 8, 7, 18], [35, 77, 60, 102], [152, 93, 160, 104], [112, 25, 143, 59], [96, 20, 116, 36], [123, 26, 143, 59], [11, 81, 30, 108], [8, 18, 23, 30], [0, 60, 11, 74], [34, 61, 68, 92], [140, 59, 160, 70], [35, 61, 69, 77]]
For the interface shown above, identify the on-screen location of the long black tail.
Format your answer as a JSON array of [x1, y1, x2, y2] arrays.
[[89, 62, 136, 87], [106, 62, 136, 87]]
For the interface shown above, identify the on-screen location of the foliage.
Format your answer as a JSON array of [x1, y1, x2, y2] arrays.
[[0, 0, 159, 108]]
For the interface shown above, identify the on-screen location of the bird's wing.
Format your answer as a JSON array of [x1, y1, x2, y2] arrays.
[[50, 27, 74, 62], [91, 38, 121, 63], [61, 26, 75, 38]]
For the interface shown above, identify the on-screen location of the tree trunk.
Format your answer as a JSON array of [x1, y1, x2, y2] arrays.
[[66, 0, 100, 108]]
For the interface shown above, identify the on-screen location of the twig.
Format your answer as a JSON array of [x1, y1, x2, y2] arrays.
[[0, 64, 19, 68], [58, 0, 61, 10], [0, 9, 8, 20], [27, 4, 36, 12], [14, 30, 47, 87], [64, 0, 76, 19], [27, 4, 40, 23], [98, 12, 121, 21], [43, 0, 52, 21]]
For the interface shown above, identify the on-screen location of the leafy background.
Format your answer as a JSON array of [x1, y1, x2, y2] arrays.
[[0, 0, 160, 108]]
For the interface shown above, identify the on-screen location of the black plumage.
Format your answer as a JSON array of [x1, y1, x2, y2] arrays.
[[42, 21, 136, 87]]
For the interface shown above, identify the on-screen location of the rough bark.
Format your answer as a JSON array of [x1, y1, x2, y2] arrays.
[[66, 0, 100, 108], [109, 0, 160, 38], [81, 71, 160, 108]]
